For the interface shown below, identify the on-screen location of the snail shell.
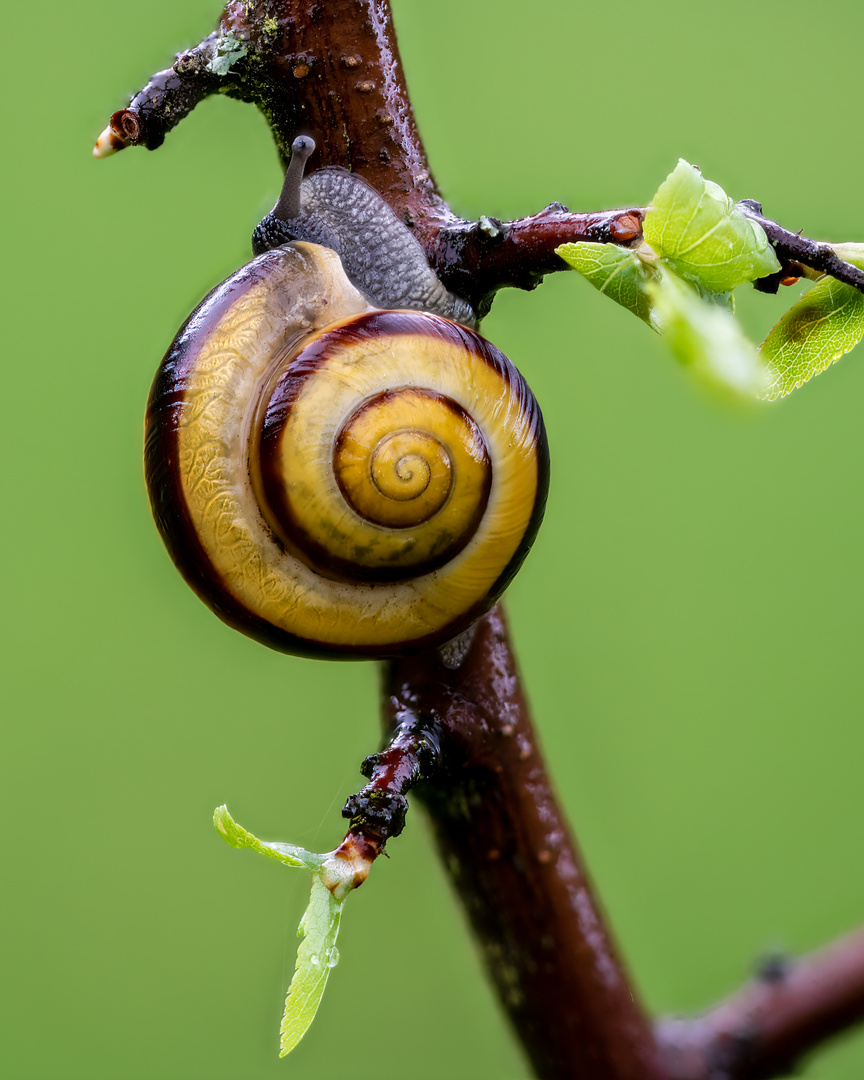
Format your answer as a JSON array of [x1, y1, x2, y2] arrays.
[[145, 241, 548, 659], [145, 138, 548, 660]]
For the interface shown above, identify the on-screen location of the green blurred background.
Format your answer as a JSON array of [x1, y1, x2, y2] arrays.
[[4, 1, 864, 1077]]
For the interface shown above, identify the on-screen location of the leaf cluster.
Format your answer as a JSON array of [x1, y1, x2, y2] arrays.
[[558, 160, 864, 401]]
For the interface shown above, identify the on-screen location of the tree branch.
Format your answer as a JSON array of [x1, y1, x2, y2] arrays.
[[342, 603, 864, 1079], [383, 605, 665, 1080], [658, 927, 864, 1080], [100, 2, 864, 1076]]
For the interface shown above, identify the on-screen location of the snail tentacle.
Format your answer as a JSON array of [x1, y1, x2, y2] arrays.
[[273, 135, 316, 220], [252, 138, 474, 325]]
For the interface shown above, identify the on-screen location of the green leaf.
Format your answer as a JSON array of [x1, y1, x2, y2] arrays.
[[760, 244, 864, 399], [648, 269, 770, 399], [213, 806, 361, 1056], [279, 874, 345, 1057], [644, 159, 780, 292], [556, 242, 654, 323], [214, 805, 323, 870], [833, 242, 864, 267]]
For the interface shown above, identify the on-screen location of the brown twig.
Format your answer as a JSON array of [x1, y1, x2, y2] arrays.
[[107, 37, 221, 151], [739, 200, 864, 296], [429, 206, 645, 316], [339, 711, 445, 855], [658, 927, 864, 1080]]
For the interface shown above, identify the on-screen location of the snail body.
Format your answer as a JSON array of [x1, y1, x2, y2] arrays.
[[145, 140, 549, 659]]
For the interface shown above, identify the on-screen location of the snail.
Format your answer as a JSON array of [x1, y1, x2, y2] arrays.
[[145, 137, 549, 660]]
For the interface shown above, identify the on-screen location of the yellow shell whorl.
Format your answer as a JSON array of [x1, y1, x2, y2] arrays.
[[335, 390, 475, 529], [258, 366, 493, 581]]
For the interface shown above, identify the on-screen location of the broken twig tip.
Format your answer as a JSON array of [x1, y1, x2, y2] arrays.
[[92, 125, 128, 159]]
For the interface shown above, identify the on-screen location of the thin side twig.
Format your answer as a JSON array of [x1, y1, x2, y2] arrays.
[[336, 710, 445, 870], [658, 927, 864, 1080], [429, 206, 645, 316], [738, 200, 864, 295]]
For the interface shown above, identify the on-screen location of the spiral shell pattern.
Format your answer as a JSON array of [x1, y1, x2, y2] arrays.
[[255, 316, 497, 583], [146, 242, 548, 659]]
